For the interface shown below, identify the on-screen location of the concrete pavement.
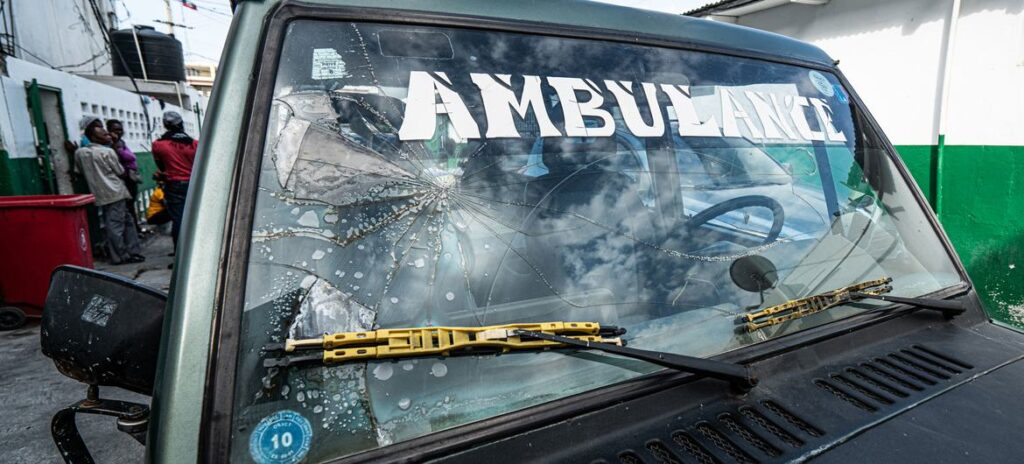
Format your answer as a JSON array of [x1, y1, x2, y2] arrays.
[[2, 234, 174, 463]]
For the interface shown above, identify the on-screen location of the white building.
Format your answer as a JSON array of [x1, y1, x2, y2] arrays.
[[0, 0, 202, 199], [0, 0, 118, 75]]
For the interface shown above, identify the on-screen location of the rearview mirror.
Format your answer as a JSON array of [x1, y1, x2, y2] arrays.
[[41, 265, 166, 395]]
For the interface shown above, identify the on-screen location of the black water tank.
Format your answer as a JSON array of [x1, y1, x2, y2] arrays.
[[110, 26, 185, 82]]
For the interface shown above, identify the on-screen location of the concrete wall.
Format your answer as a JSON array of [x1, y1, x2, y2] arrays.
[[725, 0, 1024, 324], [5, 0, 117, 74]]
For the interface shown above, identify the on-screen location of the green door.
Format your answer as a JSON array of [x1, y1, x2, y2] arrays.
[[26, 79, 56, 194]]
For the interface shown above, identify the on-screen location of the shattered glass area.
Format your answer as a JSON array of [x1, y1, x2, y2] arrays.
[[229, 21, 964, 461]]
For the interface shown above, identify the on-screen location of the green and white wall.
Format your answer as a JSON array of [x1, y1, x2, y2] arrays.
[[0, 57, 198, 210], [703, 0, 1024, 324]]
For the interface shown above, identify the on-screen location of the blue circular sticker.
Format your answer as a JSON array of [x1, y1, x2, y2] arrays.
[[249, 410, 313, 464], [808, 71, 834, 97]]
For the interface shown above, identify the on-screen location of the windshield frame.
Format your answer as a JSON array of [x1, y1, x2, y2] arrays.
[[201, 3, 973, 462]]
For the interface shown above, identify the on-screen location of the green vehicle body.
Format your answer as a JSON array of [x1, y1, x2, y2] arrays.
[[148, 0, 1005, 461]]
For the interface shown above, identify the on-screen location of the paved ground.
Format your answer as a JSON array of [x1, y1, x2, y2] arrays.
[[2, 234, 174, 463]]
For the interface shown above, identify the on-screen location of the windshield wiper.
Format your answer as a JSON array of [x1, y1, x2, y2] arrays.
[[741, 277, 966, 332], [513, 329, 756, 391], [263, 321, 757, 392]]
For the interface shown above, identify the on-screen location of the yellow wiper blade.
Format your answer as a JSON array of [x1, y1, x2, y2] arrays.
[[263, 322, 624, 367], [741, 277, 893, 332], [264, 321, 758, 391]]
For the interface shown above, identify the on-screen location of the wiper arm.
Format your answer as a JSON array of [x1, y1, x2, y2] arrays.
[[848, 291, 966, 315], [741, 277, 966, 332], [514, 329, 757, 392], [263, 321, 757, 392]]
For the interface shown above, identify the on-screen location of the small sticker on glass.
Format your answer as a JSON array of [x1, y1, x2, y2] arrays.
[[249, 410, 313, 464], [808, 70, 834, 97], [311, 48, 348, 80]]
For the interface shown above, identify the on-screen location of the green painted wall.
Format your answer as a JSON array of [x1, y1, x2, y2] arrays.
[[0, 150, 47, 196], [895, 144, 1024, 327]]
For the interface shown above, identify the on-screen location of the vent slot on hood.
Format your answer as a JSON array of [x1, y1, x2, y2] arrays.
[[611, 402, 822, 464], [818, 345, 974, 412]]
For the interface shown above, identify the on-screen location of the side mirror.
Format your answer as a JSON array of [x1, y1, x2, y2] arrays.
[[41, 265, 166, 394], [40, 265, 167, 462]]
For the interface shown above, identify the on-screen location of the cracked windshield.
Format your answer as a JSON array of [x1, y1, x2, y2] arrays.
[[231, 20, 962, 460]]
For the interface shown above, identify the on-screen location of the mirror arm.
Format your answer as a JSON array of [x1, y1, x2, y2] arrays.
[[51, 386, 150, 463]]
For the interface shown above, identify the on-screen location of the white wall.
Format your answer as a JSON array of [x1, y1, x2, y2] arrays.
[[943, 1, 1024, 146], [1, 58, 197, 158], [8, 0, 117, 75], [732, 0, 1024, 147]]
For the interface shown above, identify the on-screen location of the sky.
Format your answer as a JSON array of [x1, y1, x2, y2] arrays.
[[115, 0, 708, 64]]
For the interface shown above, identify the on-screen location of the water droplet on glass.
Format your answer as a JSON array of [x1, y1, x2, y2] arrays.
[[296, 391, 306, 402], [401, 361, 414, 371], [445, 292, 455, 301], [300, 275, 316, 289], [373, 363, 394, 381], [390, 297, 399, 304], [354, 271, 364, 279], [313, 405, 324, 414], [290, 207, 300, 215], [398, 398, 411, 410], [430, 362, 448, 378], [413, 258, 425, 268], [312, 250, 325, 260], [298, 210, 319, 227]]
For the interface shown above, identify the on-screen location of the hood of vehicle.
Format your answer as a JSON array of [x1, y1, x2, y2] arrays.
[[425, 309, 1024, 464], [815, 356, 1024, 463]]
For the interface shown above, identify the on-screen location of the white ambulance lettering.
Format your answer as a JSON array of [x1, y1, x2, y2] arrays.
[[398, 71, 480, 141], [719, 88, 763, 139], [660, 84, 721, 137], [605, 81, 664, 138], [470, 73, 561, 139], [546, 77, 615, 137], [746, 91, 799, 140], [809, 98, 848, 142]]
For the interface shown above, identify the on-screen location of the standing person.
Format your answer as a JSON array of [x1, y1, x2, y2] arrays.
[[74, 126, 145, 264], [106, 119, 142, 231], [151, 111, 198, 252]]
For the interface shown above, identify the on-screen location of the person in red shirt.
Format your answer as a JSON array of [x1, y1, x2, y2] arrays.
[[151, 111, 198, 252]]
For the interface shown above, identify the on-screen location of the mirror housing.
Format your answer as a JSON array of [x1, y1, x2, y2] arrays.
[[40, 265, 166, 395]]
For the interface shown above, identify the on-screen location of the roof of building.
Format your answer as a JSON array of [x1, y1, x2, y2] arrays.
[[683, 0, 765, 16]]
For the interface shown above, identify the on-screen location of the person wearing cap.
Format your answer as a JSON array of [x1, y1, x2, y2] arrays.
[[151, 111, 198, 252], [64, 115, 103, 155], [75, 125, 145, 264]]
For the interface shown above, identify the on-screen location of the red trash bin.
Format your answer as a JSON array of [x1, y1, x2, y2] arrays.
[[0, 194, 95, 330]]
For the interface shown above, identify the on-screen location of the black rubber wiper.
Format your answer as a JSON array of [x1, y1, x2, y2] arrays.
[[514, 329, 757, 392], [741, 277, 966, 332], [848, 291, 967, 316], [261, 321, 757, 392]]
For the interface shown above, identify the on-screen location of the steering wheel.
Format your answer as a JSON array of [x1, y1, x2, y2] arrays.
[[685, 195, 785, 245]]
